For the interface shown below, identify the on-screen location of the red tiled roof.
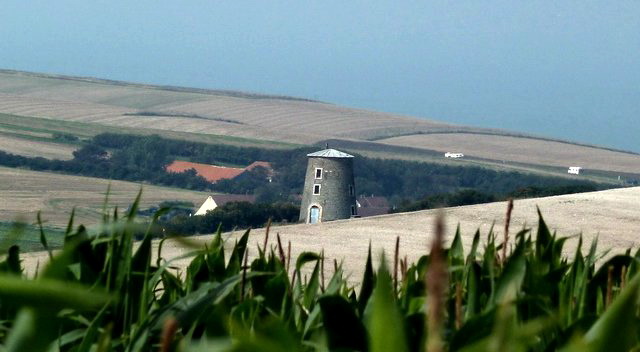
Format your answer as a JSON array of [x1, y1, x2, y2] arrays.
[[166, 160, 275, 183], [166, 161, 245, 183]]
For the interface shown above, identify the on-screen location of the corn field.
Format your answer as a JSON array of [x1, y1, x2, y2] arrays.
[[0, 193, 639, 351]]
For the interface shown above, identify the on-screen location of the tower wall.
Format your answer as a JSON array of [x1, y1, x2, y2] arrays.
[[299, 156, 356, 223]]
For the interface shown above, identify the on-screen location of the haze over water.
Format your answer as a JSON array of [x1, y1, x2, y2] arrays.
[[2, 1, 639, 151]]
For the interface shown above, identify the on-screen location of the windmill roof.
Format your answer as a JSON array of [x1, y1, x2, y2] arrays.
[[307, 149, 354, 158]]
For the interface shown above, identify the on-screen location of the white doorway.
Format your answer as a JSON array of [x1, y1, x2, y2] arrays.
[[309, 205, 321, 224]]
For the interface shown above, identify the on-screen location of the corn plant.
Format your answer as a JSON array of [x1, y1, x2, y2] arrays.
[[0, 191, 639, 351]]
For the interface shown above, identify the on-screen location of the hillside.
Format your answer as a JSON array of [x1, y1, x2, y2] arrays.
[[166, 186, 640, 281], [0, 166, 209, 228], [1, 69, 639, 178], [19, 186, 640, 280]]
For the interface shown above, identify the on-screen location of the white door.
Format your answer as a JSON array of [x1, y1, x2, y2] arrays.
[[309, 206, 320, 224]]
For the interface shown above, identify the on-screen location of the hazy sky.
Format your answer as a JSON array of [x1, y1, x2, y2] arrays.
[[1, 1, 639, 151]]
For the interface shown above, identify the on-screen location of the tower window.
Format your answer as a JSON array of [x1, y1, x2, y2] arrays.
[[315, 168, 323, 179], [348, 184, 354, 196], [313, 184, 321, 194]]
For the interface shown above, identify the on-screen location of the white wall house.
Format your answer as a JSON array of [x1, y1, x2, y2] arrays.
[[194, 195, 257, 216], [568, 166, 582, 175], [444, 152, 464, 158]]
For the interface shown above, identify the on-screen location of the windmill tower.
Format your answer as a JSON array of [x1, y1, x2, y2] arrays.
[[299, 147, 357, 223]]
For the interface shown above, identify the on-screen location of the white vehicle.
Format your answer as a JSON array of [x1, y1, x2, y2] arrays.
[[444, 152, 464, 159], [568, 166, 582, 175]]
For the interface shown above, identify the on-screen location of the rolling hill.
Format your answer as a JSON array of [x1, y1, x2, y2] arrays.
[[0, 166, 209, 228], [1, 69, 639, 179], [20, 186, 640, 281]]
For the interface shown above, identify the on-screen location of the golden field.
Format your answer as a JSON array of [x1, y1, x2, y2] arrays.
[[3, 70, 638, 178], [0, 166, 209, 228], [19, 186, 640, 281]]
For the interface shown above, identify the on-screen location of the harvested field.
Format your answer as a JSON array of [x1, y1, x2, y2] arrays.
[[0, 93, 313, 144], [0, 113, 297, 149], [166, 186, 640, 282], [1, 70, 638, 177], [0, 71, 487, 144], [0, 134, 75, 160], [18, 186, 640, 282], [381, 133, 640, 174], [0, 166, 209, 228]]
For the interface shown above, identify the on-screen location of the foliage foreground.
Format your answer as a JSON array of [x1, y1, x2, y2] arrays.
[[0, 195, 639, 351]]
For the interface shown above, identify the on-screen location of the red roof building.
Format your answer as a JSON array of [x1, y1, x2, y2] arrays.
[[166, 160, 274, 183]]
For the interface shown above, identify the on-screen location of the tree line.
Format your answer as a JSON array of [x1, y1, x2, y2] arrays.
[[0, 132, 605, 207]]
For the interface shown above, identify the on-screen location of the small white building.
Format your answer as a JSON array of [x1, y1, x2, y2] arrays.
[[568, 166, 582, 175], [194, 195, 256, 216], [444, 152, 464, 159]]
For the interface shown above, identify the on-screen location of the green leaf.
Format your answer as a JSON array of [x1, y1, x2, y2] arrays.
[[37, 212, 53, 259], [302, 260, 321, 308], [319, 295, 368, 351], [227, 229, 251, 276], [358, 243, 375, 315], [584, 272, 640, 350], [294, 251, 321, 272], [0, 245, 21, 275], [494, 252, 526, 305], [450, 225, 465, 267], [3, 308, 56, 352], [368, 253, 408, 352], [0, 274, 111, 311], [77, 304, 110, 352]]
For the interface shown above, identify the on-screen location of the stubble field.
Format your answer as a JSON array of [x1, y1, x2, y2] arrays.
[[380, 133, 640, 174], [0, 70, 638, 178], [0, 166, 208, 228], [20, 186, 640, 281], [0, 134, 75, 160]]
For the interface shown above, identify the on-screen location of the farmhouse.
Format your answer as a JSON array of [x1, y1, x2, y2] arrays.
[[194, 194, 257, 216], [166, 160, 274, 183]]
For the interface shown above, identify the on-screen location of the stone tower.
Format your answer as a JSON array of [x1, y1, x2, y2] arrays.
[[299, 148, 357, 223]]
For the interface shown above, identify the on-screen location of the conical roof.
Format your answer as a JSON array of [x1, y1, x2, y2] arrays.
[[306, 148, 354, 158]]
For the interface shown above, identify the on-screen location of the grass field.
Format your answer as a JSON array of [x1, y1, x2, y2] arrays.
[[0, 222, 65, 252], [0, 112, 299, 149], [0, 134, 75, 160], [0, 166, 210, 229]]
